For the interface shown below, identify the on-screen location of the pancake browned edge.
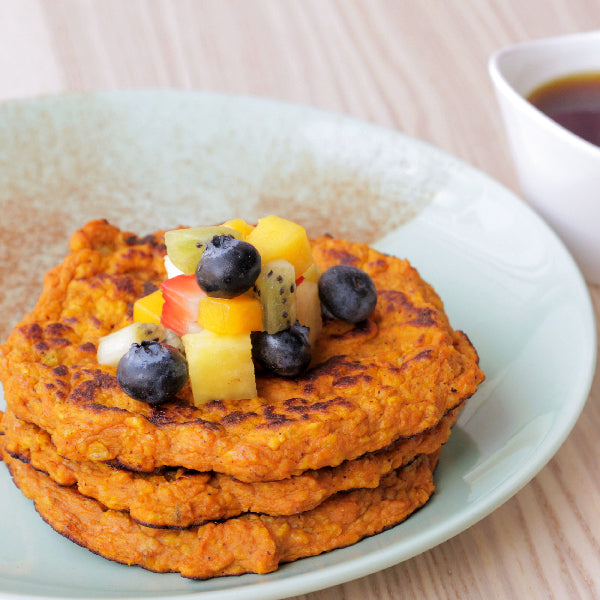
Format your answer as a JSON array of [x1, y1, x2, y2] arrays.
[[1, 443, 439, 579], [1, 404, 461, 528], [0, 220, 484, 482]]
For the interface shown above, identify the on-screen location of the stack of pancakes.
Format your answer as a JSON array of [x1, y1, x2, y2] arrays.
[[0, 220, 484, 578]]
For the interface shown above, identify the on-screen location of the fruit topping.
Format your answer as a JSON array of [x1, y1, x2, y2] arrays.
[[104, 216, 378, 406], [198, 295, 263, 335], [246, 215, 313, 277], [195, 235, 261, 299], [318, 265, 377, 323], [165, 226, 242, 274], [251, 323, 311, 378], [97, 322, 184, 368], [182, 330, 257, 405], [116, 340, 189, 405], [254, 259, 297, 334], [133, 289, 165, 324], [160, 274, 206, 337]]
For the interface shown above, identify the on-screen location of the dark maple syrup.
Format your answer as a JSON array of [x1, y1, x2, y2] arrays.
[[527, 72, 600, 147]]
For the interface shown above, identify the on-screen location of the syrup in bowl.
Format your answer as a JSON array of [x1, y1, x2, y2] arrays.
[[527, 72, 600, 147]]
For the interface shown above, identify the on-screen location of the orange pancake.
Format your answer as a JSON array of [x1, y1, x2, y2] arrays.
[[1, 445, 439, 579], [0, 220, 483, 482], [1, 405, 460, 527]]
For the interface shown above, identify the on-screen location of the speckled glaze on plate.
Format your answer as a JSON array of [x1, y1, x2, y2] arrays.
[[0, 92, 595, 600]]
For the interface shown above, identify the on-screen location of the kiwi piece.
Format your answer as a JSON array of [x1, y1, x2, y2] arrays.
[[254, 259, 297, 334], [165, 226, 242, 274]]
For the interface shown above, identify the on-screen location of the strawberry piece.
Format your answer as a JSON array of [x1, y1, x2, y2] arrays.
[[160, 275, 205, 337]]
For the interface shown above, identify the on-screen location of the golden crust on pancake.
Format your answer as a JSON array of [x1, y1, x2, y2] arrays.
[[1, 445, 439, 578], [1, 405, 460, 527], [0, 220, 484, 481]]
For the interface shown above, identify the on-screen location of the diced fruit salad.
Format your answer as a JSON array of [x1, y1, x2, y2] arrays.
[[97, 216, 377, 407]]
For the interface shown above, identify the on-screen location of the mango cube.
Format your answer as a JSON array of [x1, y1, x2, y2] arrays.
[[182, 330, 257, 404], [222, 218, 255, 239], [246, 215, 313, 277], [133, 290, 164, 324], [198, 295, 263, 335]]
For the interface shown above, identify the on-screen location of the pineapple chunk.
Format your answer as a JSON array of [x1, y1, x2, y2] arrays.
[[246, 215, 313, 277], [222, 218, 255, 239], [198, 295, 263, 335], [296, 279, 322, 345], [182, 330, 257, 404], [133, 290, 164, 324]]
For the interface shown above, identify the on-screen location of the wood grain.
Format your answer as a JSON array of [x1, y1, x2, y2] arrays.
[[1, 1, 599, 598]]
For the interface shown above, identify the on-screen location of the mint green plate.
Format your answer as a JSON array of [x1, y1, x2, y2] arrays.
[[0, 92, 595, 600]]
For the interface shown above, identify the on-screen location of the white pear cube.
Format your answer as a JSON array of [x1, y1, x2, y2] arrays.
[[296, 279, 322, 346]]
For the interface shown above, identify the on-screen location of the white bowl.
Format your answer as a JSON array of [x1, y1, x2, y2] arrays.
[[489, 30, 600, 284]]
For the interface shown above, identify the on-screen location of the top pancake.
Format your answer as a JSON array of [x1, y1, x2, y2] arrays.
[[0, 220, 484, 482]]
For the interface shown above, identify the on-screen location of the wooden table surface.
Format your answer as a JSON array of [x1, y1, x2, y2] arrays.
[[1, 2, 599, 599]]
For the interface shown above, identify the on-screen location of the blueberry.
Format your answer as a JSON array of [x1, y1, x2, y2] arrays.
[[195, 235, 261, 298], [318, 265, 377, 323], [251, 323, 311, 377], [116, 341, 188, 405]]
